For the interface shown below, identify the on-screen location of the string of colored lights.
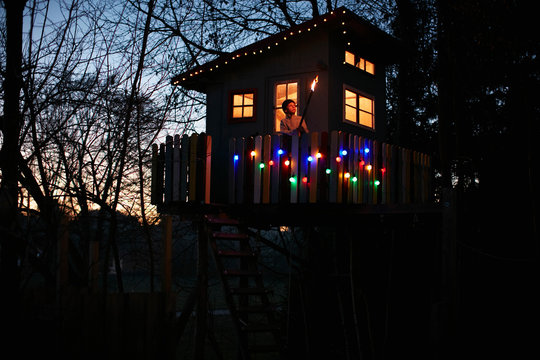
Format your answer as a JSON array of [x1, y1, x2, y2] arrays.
[[232, 144, 386, 187]]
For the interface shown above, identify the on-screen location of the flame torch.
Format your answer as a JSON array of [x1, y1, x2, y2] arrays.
[[299, 75, 318, 130]]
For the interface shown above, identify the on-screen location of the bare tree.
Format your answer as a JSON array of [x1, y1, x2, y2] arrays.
[[2, 0, 399, 302], [1, 0, 203, 298]]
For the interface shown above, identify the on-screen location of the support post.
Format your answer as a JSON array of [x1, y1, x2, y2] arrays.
[[89, 239, 100, 292], [441, 188, 457, 357], [194, 222, 208, 359], [57, 215, 69, 306], [162, 215, 172, 298]]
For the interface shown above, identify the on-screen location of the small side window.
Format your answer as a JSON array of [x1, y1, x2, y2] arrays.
[[229, 89, 256, 123], [344, 51, 375, 75]]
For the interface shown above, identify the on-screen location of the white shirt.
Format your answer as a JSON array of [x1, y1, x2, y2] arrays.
[[279, 114, 309, 135]]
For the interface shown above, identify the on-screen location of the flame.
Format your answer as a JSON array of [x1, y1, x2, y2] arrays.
[[310, 75, 319, 91]]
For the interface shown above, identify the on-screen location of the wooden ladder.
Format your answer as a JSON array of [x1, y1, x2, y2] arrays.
[[204, 213, 283, 359]]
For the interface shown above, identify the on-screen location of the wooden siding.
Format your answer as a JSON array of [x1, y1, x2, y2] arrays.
[[151, 131, 431, 206]]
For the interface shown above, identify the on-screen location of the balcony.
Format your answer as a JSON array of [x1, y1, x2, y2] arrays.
[[151, 131, 437, 223]]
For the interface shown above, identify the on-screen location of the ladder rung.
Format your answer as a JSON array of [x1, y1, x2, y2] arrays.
[[241, 323, 280, 332], [248, 344, 281, 353], [211, 232, 248, 240], [230, 287, 270, 295], [217, 250, 255, 257], [204, 215, 239, 225], [237, 304, 276, 313], [223, 269, 261, 277]]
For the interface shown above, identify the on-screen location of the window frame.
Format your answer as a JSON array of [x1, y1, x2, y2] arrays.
[[228, 88, 257, 123], [273, 79, 299, 132], [344, 50, 375, 75], [343, 84, 375, 131]]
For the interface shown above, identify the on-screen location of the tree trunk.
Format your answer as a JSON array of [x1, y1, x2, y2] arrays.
[[0, 0, 29, 352], [395, 0, 416, 150], [436, 1, 455, 190]]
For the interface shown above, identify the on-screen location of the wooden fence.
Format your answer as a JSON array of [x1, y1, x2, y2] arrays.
[[21, 289, 174, 359], [151, 131, 431, 206], [59, 292, 173, 359]]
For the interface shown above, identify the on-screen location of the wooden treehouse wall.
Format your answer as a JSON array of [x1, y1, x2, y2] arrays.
[[151, 131, 432, 207]]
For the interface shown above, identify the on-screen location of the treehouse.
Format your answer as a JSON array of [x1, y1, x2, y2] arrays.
[[150, 7, 443, 360], [173, 7, 396, 136], [156, 7, 432, 209]]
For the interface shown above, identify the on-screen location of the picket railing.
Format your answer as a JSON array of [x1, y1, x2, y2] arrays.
[[151, 133, 212, 205], [151, 131, 432, 207]]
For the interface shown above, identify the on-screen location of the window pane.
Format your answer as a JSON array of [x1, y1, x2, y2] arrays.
[[274, 111, 282, 132], [365, 60, 375, 75], [234, 94, 244, 106], [345, 51, 355, 65], [287, 83, 297, 103], [356, 58, 365, 70], [276, 84, 286, 107], [243, 106, 253, 117], [345, 105, 357, 122], [244, 93, 254, 105], [360, 111, 373, 128], [345, 90, 357, 107], [232, 107, 243, 118], [359, 96, 372, 112]]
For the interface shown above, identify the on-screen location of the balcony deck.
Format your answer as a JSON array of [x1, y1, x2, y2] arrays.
[[151, 131, 439, 223]]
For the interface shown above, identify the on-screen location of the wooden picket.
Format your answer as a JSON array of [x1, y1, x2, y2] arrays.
[[253, 136, 262, 204], [228, 138, 236, 204], [151, 144, 161, 205], [309, 132, 319, 203], [270, 134, 281, 204], [188, 133, 198, 201], [290, 135, 299, 203], [180, 135, 189, 202], [164, 136, 173, 204], [262, 135, 271, 204], [151, 131, 432, 207]]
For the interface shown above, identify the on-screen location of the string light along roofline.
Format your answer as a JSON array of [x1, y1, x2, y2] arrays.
[[171, 7, 398, 88]]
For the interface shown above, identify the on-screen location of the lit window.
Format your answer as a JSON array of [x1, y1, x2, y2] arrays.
[[344, 51, 375, 75], [345, 90, 357, 123], [364, 60, 375, 75], [345, 51, 355, 66], [229, 90, 256, 123], [344, 87, 374, 129], [274, 81, 298, 131]]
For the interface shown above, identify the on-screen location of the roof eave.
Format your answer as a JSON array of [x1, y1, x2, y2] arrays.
[[171, 7, 400, 87]]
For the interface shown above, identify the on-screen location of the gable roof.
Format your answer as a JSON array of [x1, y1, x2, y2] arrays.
[[172, 7, 399, 90]]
